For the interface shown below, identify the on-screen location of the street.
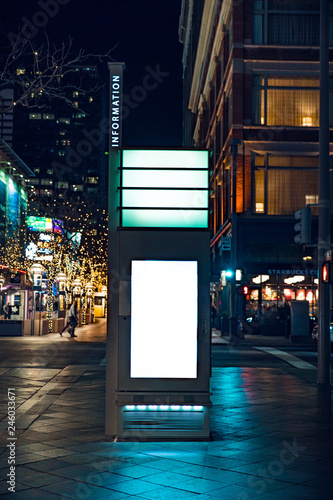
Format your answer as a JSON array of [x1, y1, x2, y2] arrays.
[[1, 321, 332, 499], [0, 320, 324, 378]]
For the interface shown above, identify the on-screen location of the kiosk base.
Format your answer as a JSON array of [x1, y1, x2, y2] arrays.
[[116, 404, 210, 440]]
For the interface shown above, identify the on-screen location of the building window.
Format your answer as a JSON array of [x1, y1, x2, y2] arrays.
[[72, 185, 83, 191], [87, 176, 98, 184], [58, 117, 70, 124], [29, 113, 42, 120], [253, 0, 332, 46], [253, 75, 323, 127], [253, 154, 319, 215], [55, 181, 69, 189], [43, 113, 54, 120]]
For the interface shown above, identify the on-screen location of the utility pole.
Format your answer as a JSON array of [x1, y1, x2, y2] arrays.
[[230, 139, 241, 337], [318, 0, 331, 385]]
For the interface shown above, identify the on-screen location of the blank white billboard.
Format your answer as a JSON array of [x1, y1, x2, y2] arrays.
[[130, 260, 198, 378]]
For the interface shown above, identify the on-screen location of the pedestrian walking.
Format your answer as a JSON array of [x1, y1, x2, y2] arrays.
[[3, 300, 11, 320], [68, 301, 78, 338], [59, 303, 71, 336]]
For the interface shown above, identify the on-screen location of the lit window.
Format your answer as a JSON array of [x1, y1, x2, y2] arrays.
[[89, 97, 93, 103], [33, 168, 40, 174], [46, 169, 53, 175], [16, 68, 26, 75], [87, 177, 98, 184], [253, 75, 320, 127], [29, 113, 42, 120], [59, 117, 70, 124], [73, 91, 79, 97], [253, 153, 319, 215], [55, 182, 69, 189], [73, 102, 78, 108], [72, 185, 83, 191]]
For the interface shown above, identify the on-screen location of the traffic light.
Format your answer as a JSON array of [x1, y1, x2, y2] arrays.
[[294, 207, 311, 244], [322, 262, 333, 283]]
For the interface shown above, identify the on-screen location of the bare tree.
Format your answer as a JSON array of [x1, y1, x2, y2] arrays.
[[0, 32, 114, 113]]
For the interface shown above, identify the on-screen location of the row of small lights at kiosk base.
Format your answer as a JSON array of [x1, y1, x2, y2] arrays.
[[124, 405, 204, 411]]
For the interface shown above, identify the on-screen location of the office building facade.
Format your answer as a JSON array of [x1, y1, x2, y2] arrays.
[[180, 0, 333, 330]]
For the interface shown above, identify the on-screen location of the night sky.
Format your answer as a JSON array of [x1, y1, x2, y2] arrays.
[[0, 0, 183, 147]]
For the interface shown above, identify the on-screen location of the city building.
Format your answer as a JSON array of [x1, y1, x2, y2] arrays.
[[10, 65, 107, 209], [0, 83, 14, 147], [180, 0, 333, 332], [0, 138, 34, 317]]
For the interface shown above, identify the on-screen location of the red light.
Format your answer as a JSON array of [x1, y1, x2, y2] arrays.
[[322, 263, 329, 283], [243, 286, 249, 295]]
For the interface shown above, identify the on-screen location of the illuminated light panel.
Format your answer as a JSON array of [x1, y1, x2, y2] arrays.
[[123, 405, 205, 411], [122, 169, 208, 188], [131, 260, 198, 378], [122, 209, 208, 228], [123, 149, 208, 169], [122, 189, 208, 208], [120, 149, 209, 228]]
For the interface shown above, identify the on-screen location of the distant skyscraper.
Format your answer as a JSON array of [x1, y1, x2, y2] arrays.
[[11, 65, 107, 209]]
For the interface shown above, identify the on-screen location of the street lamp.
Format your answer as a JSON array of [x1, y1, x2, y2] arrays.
[[101, 285, 107, 318], [85, 282, 94, 323], [55, 272, 67, 317], [30, 263, 45, 336], [72, 277, 82, 322]]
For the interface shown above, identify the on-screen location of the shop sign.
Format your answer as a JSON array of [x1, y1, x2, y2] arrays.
[[268, 269, 317, 276]]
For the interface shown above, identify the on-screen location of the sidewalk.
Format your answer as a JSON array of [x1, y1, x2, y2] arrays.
[[1, 321, 332, 499], [211, 328, 314, 348]]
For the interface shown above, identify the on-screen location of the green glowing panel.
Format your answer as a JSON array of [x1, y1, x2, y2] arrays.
[[122, 209, 208, 228], [123, 149, 208, 169], [120, 149, 209, 228], [122, 190, 208, 208], [122, 169, 208, 188]]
